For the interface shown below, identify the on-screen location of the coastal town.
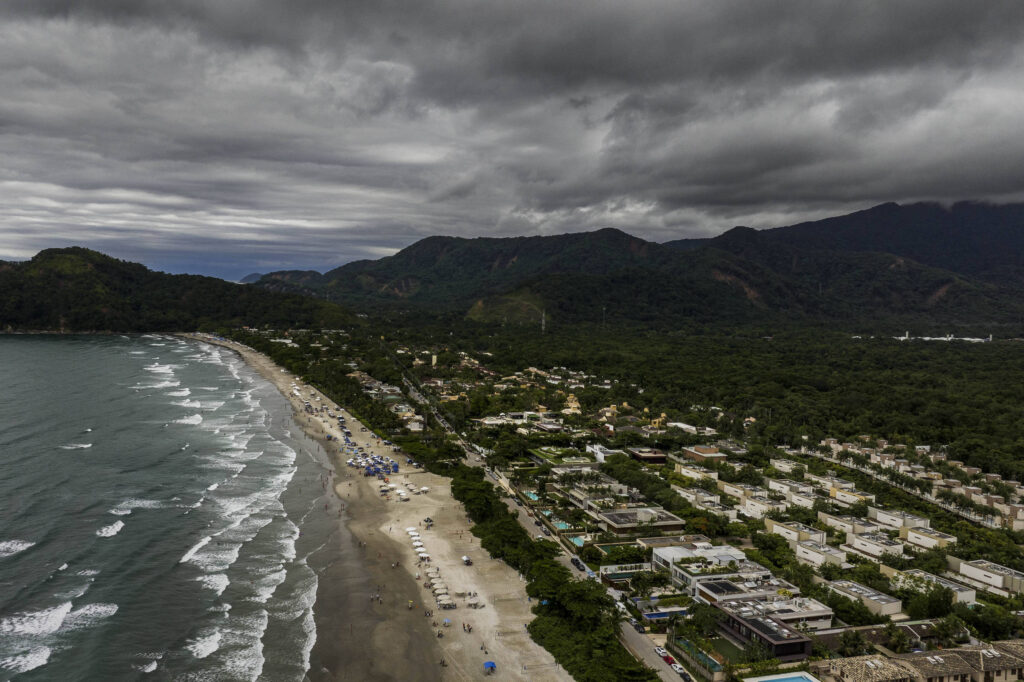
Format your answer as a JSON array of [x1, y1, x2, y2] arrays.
[[226, 329, 1024, 682]]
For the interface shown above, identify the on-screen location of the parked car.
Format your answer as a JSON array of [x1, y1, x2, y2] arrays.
[[671, 663, 689, 678], [653, 646, 667, 658], [662, 655, 676, 665]]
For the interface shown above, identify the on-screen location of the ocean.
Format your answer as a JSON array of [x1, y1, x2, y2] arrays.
[[0, 334, 338, 680]]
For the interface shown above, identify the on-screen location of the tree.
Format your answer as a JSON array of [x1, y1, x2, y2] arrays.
[[884, 622, 910, 653], [838, 629, 869, 657]]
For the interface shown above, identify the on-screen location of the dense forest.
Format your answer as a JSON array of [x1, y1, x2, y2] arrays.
[[0, 247, 350, 332], [252, 202, 1024, 330]]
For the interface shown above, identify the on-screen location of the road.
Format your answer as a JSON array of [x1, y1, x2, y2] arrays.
[[392, 356, 685, 681]]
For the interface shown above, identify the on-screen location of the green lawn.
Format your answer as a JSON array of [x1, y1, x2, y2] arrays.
[[709, 637, 745, 663]]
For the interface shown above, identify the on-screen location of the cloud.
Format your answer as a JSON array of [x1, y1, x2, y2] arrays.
[[1, 1, 1023, 277]]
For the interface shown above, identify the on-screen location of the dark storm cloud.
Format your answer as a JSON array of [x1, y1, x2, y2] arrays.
[[2, 1, 1024, 277]]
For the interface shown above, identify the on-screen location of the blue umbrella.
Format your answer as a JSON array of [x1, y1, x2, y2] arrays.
[[484, 662, 496, 669]]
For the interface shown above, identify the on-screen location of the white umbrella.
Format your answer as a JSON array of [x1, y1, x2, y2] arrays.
[[418, 552, 430, 558], [388, 484, 397, 489], [421, 487, 429, 491], [405, 527, 416, 532], [407, 530, 419, 536], [412, 541, 424, 548]]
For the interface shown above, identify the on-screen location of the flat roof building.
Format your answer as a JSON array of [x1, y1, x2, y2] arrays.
[[794, 540, 849, 568], [899, 526, 957, 550], [869, 507, 931, 530], [890, 569, 976, 604], [673, 460, 719, 481], [947, 557, 1024, 597], [593, 507, 687, 536], [842, 533, 908, 561], [766, 519, 827, 544], [716, 600, 813, 662], [828, 580, 902, 617]]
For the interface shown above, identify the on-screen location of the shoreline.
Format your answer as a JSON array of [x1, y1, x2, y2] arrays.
[[182, 333, 570, 681], [180, 334, 442, 681]]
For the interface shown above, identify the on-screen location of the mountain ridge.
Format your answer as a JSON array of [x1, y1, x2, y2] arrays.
[[251, 201, 1024, 329], [0, 247, 350, 332]]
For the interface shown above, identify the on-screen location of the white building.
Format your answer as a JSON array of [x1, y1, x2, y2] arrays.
[[793, 540, 848, 568]]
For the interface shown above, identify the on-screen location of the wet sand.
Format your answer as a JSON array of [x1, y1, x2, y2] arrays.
[[181, 335, 441, 681], [182, 333, 570, 681]]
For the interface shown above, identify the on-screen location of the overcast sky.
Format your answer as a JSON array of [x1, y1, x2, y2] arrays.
[[2, 1, 1024, 279]]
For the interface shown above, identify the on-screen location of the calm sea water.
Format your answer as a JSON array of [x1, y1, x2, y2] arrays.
[[0, 335, 337, 681]]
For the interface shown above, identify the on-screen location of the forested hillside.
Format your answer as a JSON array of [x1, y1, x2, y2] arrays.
[[252, 203, 1024, 330], [0, 247, 351, 332]]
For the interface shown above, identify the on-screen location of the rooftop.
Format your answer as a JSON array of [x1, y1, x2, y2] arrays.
[[829, 655, 914, 682], [829, 580, 901, 605]]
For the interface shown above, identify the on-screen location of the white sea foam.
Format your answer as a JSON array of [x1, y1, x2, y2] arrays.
[[63, 603, 118, 630], [207, 483, 219, 491], [197, 386, 219, 391], [180, 536, 212, 563], [59, 443, 92, 450], [76, 569, 100, 577], [58, 563, 68, 571], [0, 602, 72, 636], [137, 380, 180, 389], [96, 521, 124, 537], [249, 566, 287, 604], [0, 539, 35, 558], [144, 363, 176, 374], [202, 400, 225, 410], [173, 399, 202, 409], [136, 661, 157, 673], [110, 499, 163, 515], [185, 629, 222, 659], [174, 414, 203, 425], [0, 646, 51, 674], [218, 610, 267, 679], [196, 573, 230, 596], [166, 389, 191, 397]]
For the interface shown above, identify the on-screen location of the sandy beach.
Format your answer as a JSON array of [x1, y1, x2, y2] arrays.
[[183, 334, 570, 681]]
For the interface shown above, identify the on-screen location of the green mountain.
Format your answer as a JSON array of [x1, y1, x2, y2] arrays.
[[252, 206, 1024, 329], [0, 247, 350, 332], [666, 201, 1024, 286]]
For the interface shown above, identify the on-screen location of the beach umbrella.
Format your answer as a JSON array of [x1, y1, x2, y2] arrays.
[[405, 527, 416, 532], [484, 662, 496, 670], [412, 541, 424, 548], [421, 487, 429, 492], [443, 618, 451, 625]]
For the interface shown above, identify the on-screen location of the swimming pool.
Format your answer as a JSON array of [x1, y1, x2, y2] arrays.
[[570, 536, 584, 547], [525, 492, 540, 501], [554, 521, 570, 530], [743, 673, 822, 682]]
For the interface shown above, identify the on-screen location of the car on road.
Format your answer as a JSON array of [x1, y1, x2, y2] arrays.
[[653, 646, 667, 658], [671, 663, 688, 677], [662, 655, 676, 665], [570, 557, 585, 571], [542, 528, 551, 536]]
